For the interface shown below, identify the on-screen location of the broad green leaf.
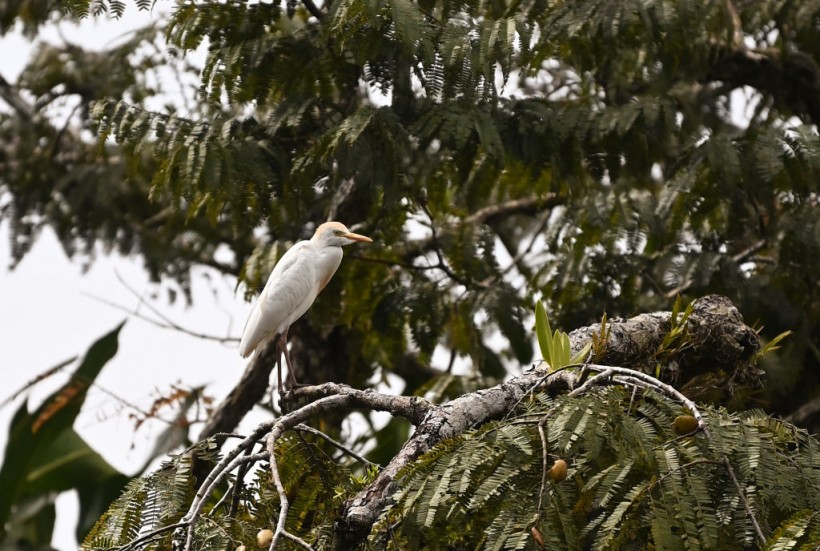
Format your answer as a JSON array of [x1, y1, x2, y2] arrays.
[[0, 322, 125, 537]]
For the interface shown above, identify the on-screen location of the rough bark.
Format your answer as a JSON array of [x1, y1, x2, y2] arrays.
[[331, 294, 760, 548]]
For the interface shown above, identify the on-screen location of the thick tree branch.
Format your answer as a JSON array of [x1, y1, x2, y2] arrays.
[[331, 294, 760, 547], [567, 294, 761, 389]]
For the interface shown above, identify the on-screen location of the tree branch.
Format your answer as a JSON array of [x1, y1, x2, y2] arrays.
[[463, 194, 561, 226], [198, 338, 279, 441], [331, 295, 761, 547], [0, 74, 34, 120], [302, 0, 324, 20]]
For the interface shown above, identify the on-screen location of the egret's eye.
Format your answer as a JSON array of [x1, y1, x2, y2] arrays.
[[333, 229, 343, 236]]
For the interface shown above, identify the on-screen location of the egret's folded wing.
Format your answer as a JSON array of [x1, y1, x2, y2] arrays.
[[238, 242, 316, 357]]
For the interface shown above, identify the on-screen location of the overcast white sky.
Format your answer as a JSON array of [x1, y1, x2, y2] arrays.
[[0, 10, 257, 548]]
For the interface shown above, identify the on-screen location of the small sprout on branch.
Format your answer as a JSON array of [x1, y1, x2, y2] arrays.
[[751, 329, 792, 362], [535, 300, 591, 371], [590, 311, 610, 358], [656, 295, 695, 359]]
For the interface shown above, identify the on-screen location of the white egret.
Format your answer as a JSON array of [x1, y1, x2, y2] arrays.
[[238, 221, 373, 390]]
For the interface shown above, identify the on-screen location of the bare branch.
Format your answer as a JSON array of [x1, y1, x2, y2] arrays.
[[85, 291, 239, 343], [288, 382, 431, 425], [294, 423, 378, 468], [463, 194, 562, 226]]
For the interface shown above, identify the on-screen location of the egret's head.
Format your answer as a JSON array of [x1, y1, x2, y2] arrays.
[[313, 221, 373, 247]]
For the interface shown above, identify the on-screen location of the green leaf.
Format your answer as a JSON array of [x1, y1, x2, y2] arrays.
[[535, 300, 553, 367], [0, 322, 126, 537]]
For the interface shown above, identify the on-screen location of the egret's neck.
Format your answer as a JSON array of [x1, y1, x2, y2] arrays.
[[315, 245, 344, 291]]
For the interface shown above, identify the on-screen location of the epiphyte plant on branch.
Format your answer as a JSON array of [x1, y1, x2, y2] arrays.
[[535, 300, 592, 372]]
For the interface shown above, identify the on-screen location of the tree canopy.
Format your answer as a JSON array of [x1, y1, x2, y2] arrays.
[[0, 0, 819, 548]]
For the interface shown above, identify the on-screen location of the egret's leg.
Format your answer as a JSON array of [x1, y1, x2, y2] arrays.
[[275, 332, 287, 393], [280, 327, 300, 390]]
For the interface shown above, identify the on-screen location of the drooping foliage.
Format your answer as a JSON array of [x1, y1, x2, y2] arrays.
[[385, 388, 820, 550], [81, 387, 820, 550]]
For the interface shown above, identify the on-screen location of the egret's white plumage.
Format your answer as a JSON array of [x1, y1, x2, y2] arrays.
[[238, 221, 372, 388]]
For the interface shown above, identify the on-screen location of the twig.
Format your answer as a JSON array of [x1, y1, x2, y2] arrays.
[[185, 391, 408, 549], [115, 520, 189, 551], [294, 424, 378, 468], [208, 451, 269, 517], [421, 205, 474, 289], [84, 291, 239, 344], [722, 457, 767, 546], [116, 269, 239, 342], [184, 420, 277, 550], [280, 530, 316, 550], [568, 368, 614, 398], [463, 195, 560, 226], [269, 438, 290, 549], [576, 365, 706, 431], [537, 416, 549, 512], [302, 0, 324, 20], [501, 363, 582, 423]]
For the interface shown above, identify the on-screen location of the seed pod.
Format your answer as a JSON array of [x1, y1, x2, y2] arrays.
[[549, 459, 568, 482], [531, 526, 545, 548], [673, 415, 699, 435], [256, 529, 274, 549]]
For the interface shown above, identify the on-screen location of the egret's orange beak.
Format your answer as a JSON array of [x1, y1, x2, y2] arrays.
[[341, 232, 373, 243]]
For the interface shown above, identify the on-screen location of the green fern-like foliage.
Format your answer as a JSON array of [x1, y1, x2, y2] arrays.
[[83, 439, 217, 549], [378, 388, 820, 550], [82, 433, 368, 550]]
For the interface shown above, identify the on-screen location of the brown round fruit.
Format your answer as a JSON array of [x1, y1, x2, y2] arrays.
[[548, 459, 568, 482], [256, 529, 274, 549], [673, 415, 699, 435]]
